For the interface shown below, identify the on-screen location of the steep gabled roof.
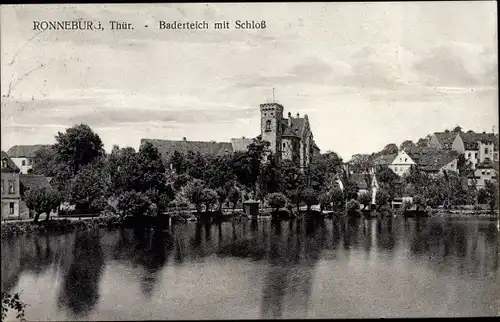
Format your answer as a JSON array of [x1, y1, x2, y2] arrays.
[[282, 117, 306, 137], [1, 151, 20, 173], [7, 145, 51, 158], [406, 149, 458, 172], [433, 131, 459, 150], [141, 138, 233, 161], [371, 153, 397, 166]]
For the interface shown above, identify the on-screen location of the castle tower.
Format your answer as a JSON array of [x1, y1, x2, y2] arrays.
[[260, 102, 284, 159]]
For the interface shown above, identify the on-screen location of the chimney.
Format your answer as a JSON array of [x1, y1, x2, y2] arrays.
[[183, 137, 187, 141], [288, 112, 292, 126], [296, 112, 300, 118]]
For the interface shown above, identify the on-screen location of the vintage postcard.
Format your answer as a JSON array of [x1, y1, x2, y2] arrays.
[[1, 2, 499, 320]]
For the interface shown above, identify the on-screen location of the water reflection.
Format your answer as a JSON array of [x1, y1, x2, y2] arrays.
[[1, 217, 498, 320], [57, 230, 104, 317]]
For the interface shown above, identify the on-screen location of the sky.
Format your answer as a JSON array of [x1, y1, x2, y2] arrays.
[[1, 2, 498, 161]]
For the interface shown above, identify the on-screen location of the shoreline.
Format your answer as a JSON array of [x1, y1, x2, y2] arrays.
[[2, 210, 498, 239]]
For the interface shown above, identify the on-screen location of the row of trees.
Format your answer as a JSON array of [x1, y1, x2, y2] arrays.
[[28, 124, 376, 219]]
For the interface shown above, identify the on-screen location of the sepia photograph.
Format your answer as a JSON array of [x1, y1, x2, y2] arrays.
[[1, 2, 499, 320]]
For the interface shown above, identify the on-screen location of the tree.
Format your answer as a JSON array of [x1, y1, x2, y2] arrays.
[[1, 292, 27, 321], [186, 151, 208, 180], [375, 187, 390, 210], [137, 141, 167, 193], [412, 193, 427, 211], [170, 150, 187, 174], [24, 186, 62, 222], [307, 152, 343, 191], [343, 180, 360, 201], [280, 160, 304, 192], [201, 188, 218, 212], [346, 199, 361, 216], [206, 154, 236, 190], [261, 153, 282, 195], [381, 143, 398, 155], [116, 191, 153, 218], [267, 192, 288, 213], [416, 137, 429, 148], [478, 181, 498, 214], [107, 147, 141, 194], [349, 154, 373, 174], [184, 179, 205, 213], [69, 159, 108, 212], [301, 187, 318, 212], [376, 166, 399, 185], [358, 192, 371, 210], [452, 126, 462, 132], [53, 124, 105, 175], [232, 138, 270, 196], [330, 187, 345, 211], [32, 146, 57, 176], [400, 140, 415, 151]]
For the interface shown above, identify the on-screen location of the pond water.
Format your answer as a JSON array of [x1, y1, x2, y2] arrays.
[[1, 217, 499, 320]]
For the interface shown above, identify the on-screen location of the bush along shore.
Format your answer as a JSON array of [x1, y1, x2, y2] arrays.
[[0, 215, 124, 239]]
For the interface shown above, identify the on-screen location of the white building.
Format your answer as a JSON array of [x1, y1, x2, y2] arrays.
[[6, 145, 51, 174]]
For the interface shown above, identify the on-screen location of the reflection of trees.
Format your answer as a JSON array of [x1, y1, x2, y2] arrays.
[[375, 218, 396, 254], [1, 233, 72, 293], [112, 228, 173, 298], [136, 230, 172, 298], [57, 231, 104, 318], [260, 219, 326, 319]]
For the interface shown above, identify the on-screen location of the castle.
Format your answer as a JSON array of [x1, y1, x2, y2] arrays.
[[257, 102, 320, 167], [142, 101, 320, 169]]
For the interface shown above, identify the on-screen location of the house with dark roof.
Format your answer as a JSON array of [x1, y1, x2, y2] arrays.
[[230, 137, 254, 153], [6, 145, 51, 174], [347, 172, 379, 205], [1, 151, 21, 219], [141, 138, 233, 167], [405, 148, 459, 177], [470, 159, 498, 189], [429, 130, 460, 150], [452, 131, 499, 169]]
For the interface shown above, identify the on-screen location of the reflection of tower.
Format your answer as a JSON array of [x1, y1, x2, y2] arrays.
[[260, 102, 284, 160]]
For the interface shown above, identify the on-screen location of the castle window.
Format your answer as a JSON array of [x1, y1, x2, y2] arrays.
[[8, 180, 15, 194], [265, 120, 271, 132], [485, 148, 489, 154], [22, 160, 26, 166], [9, 202, 14, 214], [283, 143, 286, 148]]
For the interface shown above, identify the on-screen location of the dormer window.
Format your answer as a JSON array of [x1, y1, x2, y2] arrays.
[[1, 158, 7, 168], [265, 120, 271, 132]]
